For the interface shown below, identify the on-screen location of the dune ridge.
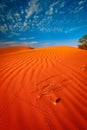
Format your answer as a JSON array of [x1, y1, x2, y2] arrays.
[[0, 46, 33, 55], [0, 46, 87, 130]]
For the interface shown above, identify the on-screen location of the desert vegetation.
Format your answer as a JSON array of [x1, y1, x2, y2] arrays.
[[78, 35, 87, 50]]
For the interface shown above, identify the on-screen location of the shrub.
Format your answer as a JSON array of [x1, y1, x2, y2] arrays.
[[78, 35, 87, 50]]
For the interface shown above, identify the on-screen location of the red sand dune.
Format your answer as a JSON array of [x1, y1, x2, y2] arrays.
[[0, 46, 87, 130], [0, 46, 33, 55]]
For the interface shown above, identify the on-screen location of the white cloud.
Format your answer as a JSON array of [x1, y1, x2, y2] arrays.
[[20, 38, 27, 40], [46, 7, 54, 15], [0, 40, 38, 48], [53, 27, 63, 32], [29, 41, 38, 44], [19, 37, 35, 40], [23, 21, 27, 27], [29, 37, 35, 39], [5, 11, 22, 31], [79, 6, 84, 10], [22, 41, 38, 47], [50, 1, 59, 7], [78, 0, 85, 5], [0, 24, 8, 33], [0, 4, 7, 11], [25, 9, 33, 18], [21, 10, 24, 14], [46, 1, 59, 16], [25, 0, 41, 19], [34, 15, 39, 20], [45, 0, 65, 16], [10, 32, 20, 36], [64, 25, 87, 33], [60, 2, 65, 8], [0, 41, 18, 48], [15, 13, 20, 17], [6, 12, 16, 25], [74, 6, 84, 13]]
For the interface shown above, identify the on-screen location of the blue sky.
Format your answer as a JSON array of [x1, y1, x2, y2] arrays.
[[0, 0, 87, 48]]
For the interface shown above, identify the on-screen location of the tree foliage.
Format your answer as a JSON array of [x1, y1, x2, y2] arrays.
[[78, 35, 87, 50]]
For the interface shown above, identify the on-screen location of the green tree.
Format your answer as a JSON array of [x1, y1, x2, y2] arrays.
[[78, 35, 87, 50]]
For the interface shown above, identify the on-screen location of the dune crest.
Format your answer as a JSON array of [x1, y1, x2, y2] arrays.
[[0, 46, 33, 55], [0, 46, 87, 130]]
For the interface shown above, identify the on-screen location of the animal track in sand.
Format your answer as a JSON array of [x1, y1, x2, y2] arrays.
[[32, 75, 68, 104], [80, 65, 87, 71], [35, 82, 63, 105], [36, 83, 55, 99]]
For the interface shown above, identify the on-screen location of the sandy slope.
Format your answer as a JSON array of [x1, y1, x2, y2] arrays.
[[0, 46, 33, 55], [0, 46, 87, 130]]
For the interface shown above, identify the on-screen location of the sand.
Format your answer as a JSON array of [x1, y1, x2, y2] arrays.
[[0, 46, 87, 130]]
